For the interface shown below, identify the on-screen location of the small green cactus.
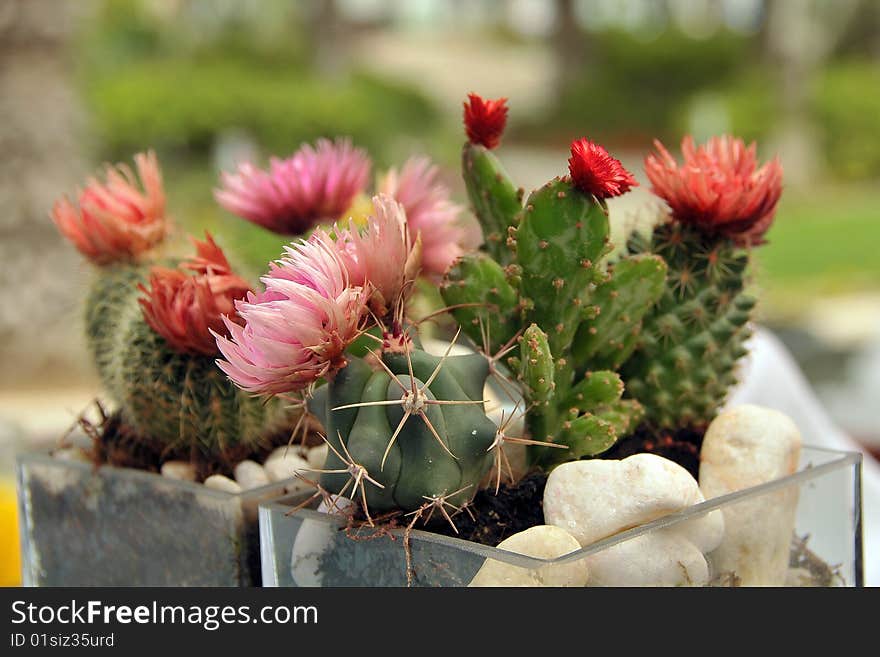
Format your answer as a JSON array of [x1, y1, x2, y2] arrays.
[[443, 113, 662, 468], [85, 263, 292, 460], [309, 343, 496, 512], [619, 223, 755, 430]]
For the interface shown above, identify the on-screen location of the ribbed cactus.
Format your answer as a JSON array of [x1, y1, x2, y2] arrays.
[[309, 344, 497, 512], [84, 263, 292, 460], [619, 223, 754, 430], [51, 150, 298, 464]]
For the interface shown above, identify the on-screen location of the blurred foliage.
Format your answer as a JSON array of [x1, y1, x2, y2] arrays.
[[755, 183, 880, 313], [85, 61, 441, 162], [77, 0, 444, 164], [521, 28, 752, 144], [812, 61, 880, 181]]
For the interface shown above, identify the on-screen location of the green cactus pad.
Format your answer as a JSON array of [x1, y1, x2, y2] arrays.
[[462, 142, 522, 264], [516, 178, 611, 355], [440, 252, 519, 354], [571, 254, 667, 371]]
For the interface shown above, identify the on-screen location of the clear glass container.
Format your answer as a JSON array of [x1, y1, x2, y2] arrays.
[[17, 452, 298, 586], [259, 446, 863, 587]]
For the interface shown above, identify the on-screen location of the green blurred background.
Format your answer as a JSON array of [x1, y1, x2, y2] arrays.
[[1, 0, 879, 583]]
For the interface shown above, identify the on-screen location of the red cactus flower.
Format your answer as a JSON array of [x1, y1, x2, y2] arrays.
[[463, 93, 508, 149], [52, 151, 167, 265], [138, 233, 252, 356], [644, 135, 783, 246], [568, 138, 638, 199], [215, 138, 371, 235]]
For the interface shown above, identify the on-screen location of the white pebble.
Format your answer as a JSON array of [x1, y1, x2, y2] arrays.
[[469, 526, 588, 587], [264, 453, 310, 483], [160, 460, 196, 482], [203, 474, 242, 494], [699, 404, 802, 586], [585, 531, 709, 587], [233, 459, 269, 490], [544, 453, 722, 552], [306, 444, 329, 470]]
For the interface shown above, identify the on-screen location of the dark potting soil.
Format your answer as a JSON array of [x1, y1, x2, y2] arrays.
[[424, 472, 548, 546], [602, 425, 705, 480]]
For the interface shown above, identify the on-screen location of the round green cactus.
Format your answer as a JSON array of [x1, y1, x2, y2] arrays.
[[310, 346, 497, 512]]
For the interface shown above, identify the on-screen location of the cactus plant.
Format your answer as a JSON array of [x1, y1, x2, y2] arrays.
[[53, 153, 295, 464], [308, 340, 497, 513], [213, 96, 783, 527], [443, 98, 662, 468], [618, 136, 783, 432]]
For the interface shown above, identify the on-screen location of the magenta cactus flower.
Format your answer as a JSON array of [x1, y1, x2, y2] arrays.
[[214, 234, 369, 396], [215, 138, 371, 235], [380, 156, 464, 278]]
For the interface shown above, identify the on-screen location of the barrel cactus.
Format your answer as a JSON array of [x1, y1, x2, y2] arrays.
[[52, 152, 293, 463]]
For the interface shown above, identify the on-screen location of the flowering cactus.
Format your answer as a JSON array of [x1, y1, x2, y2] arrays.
[[55, 154, 293, 462], [620, 135, 784, 431], [446, 96, 664, 468]]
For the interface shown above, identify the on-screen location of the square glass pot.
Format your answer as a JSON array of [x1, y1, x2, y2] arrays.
[[17, 452, 298, 586], [259, 445, 863, 587]]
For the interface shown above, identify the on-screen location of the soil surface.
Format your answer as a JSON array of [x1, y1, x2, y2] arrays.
[[425, 472, 548, 546], [602, 425, 705, 480]]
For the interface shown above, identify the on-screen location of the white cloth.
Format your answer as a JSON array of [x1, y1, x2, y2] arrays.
[[728, 327, 880, 586]]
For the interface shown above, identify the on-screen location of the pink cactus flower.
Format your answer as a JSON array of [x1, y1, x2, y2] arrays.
[[215, 138, 371, 235], [51, 151, 167, 265], [644, 135, 784, 246], [138, 233, 252, 356], [214, 234, 369, 396], [379, 156, 464, 278], [336, 194, 419, 317]]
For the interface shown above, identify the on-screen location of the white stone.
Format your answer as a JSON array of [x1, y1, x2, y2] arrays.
[[306, 444, 329, 470], [160, 460, 196, 482], [203, 474, 242, 494], [317, 494, 355, 515], [264, 452, 310, 483], [544, 453, 723, 553], [233, 459, 269, 490], [585, 531, 709, 587], [699, 404, 802, 586], [469, 525, 588, 587], [266, 445, 308, 463]]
